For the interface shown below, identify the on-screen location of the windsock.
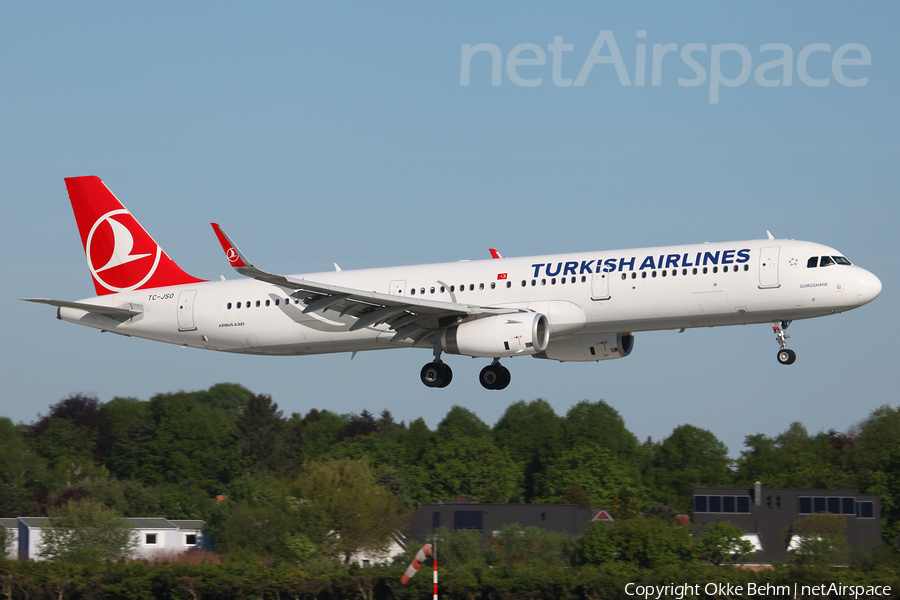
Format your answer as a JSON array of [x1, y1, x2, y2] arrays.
[[400, 543, 434, 584]]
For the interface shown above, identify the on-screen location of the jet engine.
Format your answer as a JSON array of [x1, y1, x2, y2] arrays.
[[533, 332, 634, 362], [441, 312, 550, 358]]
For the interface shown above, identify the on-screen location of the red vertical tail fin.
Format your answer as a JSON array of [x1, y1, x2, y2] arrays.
[[64, 176, 205, 295]]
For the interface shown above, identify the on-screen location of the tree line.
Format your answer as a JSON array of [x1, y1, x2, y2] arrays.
[[1, 383, 900, 562]]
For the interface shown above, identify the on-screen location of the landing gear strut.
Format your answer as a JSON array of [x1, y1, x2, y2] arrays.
[[772, 320, 796, 365], [479, 359, 511, 390], [421, 343, 452, 388]]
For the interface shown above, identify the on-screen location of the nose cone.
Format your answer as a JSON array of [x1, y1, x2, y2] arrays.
[[857, 269, 882, 306]]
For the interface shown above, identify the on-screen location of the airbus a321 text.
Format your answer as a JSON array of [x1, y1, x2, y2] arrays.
[[25, 177, 882, 390]]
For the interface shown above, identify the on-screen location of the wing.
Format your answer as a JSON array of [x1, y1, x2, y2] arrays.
[[210, 224, 524, 344]]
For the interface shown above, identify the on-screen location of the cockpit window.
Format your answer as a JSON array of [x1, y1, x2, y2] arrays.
[[819, 256, 835, 267], [832, 256, 852, 265], [807, 257, 818, 268]]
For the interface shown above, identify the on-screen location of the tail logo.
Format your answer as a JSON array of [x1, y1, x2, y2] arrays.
[[86, 209, 162, 292], [226, 248, 239, 263]]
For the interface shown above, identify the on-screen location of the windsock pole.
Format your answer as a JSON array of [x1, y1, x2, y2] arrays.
[[432, 544, 438, 600]]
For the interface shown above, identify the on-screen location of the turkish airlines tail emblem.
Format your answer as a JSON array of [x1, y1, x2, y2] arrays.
[[65, 176, 205, 295]]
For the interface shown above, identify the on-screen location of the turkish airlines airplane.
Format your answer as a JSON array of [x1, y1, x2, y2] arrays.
[[25, 176, 882, 390]]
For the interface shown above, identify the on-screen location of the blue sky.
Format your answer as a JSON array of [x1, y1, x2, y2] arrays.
[[2, 2, 897, 459]]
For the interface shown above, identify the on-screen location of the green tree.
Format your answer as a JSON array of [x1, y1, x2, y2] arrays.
[[235, 395, 293, 476], [103, 397, 154, 481], [0, 417, 46, 516], [577, 522, 617, 565], [140, 391, 244, 494], [426, 406, 521, 502], [787, 513, 849, 567], [609, 516, 694, 568], [696, 522, 754, 565], [650, 424, 731, 512], [493, 399, 564, 501], [38, 499, 137, 563], [297, 458, 404, 563], [538, 443, 638, 508], [564, 400, 643, 466]]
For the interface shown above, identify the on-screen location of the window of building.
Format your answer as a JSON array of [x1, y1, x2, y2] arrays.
[[145, 533, 158, 546], [453, 510, 483, 530], [185, 533, 197, 546], [693, 495, 751, 514], [858, 501, 874, 518]]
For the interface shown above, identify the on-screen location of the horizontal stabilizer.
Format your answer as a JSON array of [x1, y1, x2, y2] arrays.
[[22, 298, 142, 318]]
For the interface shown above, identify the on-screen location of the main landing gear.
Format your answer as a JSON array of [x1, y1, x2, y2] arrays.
[[420, 348, 510, 390], [772, 320, 797, 365], [479, 359, 511, 390]]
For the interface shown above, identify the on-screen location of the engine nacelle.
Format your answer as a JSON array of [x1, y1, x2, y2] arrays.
[[533, 332, 634, 362], [441, 313, 550, 358]]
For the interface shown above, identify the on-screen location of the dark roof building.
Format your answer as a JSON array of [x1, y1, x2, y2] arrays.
[[408, 502, 598, 543], [692, 485, 880, 564]]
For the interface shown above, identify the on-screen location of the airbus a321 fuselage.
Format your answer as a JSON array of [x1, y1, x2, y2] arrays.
[[26, 176, 882, 390]]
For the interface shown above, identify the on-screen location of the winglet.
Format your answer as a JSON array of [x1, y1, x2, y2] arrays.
[[766, 230, 774, 240], [489, 248, 501, 259], [211, 223, 250, 268]]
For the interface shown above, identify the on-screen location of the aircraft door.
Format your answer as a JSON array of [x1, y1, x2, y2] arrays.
[[759, 247, 780, 288], [591, 272, 610, 300], [390, 280, 406, 296], [177, 289, 198, 331]]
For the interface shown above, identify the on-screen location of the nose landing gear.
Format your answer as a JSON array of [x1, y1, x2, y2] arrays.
[[772, 320, 796, 365]]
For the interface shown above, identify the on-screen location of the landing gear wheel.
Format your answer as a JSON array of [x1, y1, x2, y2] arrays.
[[777, 349, 797, 365], [479, 364, 511, 390], [438, 364, 453, 388], [421, 362, 451, 388]]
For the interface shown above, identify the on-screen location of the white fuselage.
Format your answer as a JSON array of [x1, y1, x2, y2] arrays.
[[57, 238, 882, 358]]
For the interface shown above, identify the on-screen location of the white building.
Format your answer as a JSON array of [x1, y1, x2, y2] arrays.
[[15, 517, 207, 561]]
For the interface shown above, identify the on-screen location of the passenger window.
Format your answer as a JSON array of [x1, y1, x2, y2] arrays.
[[490, 282, 495, 289], [642, 272, 647, 279], [521, 280, 526, 287], [541, 279, 546, 286], [551, 278, 556, 285], [621, 274, 626, 280], [713, 267, 718, 273], [265, 299, 270, 306], [479, 283, 484, 290], [662, 270, 666, 277], [450, 285, 455, 292], [581, 276, 586, 283], [820, 256, 835, 267], [410, 289, 415, 295], [652, 271, 657, 278], [469, 284, 474, 291], [703, 267, 708, 274], [236, 302, 241, 308], [807, 257, 818, 268], [440, 286, 445, 293], [631, 272, 636, 279], [744, 264, 749, 271], [723, 266, 728, 272], [682, 269, 687, 276], [430, 287, 435, 294], [531, 280, 536, 286], [507, 281, 512, 288], [227, 302, 232, 310]]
